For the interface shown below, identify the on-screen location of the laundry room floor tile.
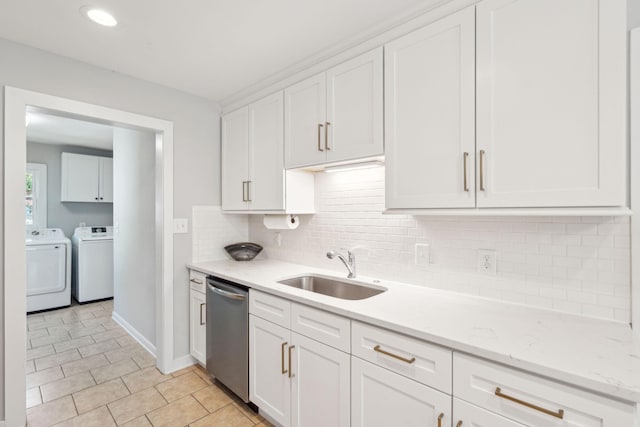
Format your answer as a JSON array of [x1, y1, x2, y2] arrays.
[[26, 301, 273, 427]]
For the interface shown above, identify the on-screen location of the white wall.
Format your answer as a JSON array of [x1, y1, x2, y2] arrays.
[[0, 37, 221, 417], [249, 167, 631, 323], [113, 128, 156, 347], [26, 142, 114, 237]]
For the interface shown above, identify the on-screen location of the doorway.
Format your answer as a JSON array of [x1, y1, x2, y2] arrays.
[[4, 87, 175, 427]]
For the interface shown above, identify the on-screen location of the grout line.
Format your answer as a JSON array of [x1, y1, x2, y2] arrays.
[[69, 389, 80, 417], [104, 403, 119, 425]]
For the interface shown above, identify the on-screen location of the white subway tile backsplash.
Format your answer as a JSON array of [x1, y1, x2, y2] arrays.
[[247, 167, 631, 323]]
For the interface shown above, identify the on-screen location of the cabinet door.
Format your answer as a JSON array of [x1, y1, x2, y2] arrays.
[[189, 290, 206, 365], [291, 332, 350, 427], [249, 92, 285, 210], [476, 0, 626, 207], [61, 153, 101, 202], [284, 73, 327, 168], [249, 315, 291, 427], [326, 48, 383, 163], [221, 107, 250, 210], [453, 398, 525, 427], [99, 157, 113, 203], [351, 357, 451, 427], [385, 7, 476, 209]]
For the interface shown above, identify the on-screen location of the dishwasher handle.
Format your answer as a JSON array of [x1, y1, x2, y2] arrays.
[[208, 283, 246, 301]]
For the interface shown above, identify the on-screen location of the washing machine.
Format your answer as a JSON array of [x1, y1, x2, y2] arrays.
[[26, 228, 72, 312], [72, 226, 114, 303]]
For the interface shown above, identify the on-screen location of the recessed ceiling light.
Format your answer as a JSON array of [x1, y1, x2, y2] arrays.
[[80, 6, 118, 27]]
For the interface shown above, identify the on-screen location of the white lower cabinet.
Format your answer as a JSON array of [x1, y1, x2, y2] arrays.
[[453, 353, 635, 427], [249, 311, 350, 427], [291, 332, 350, 427], [188, 270, 206, 365], [453, 398, 525, 427], [250, 315, 291, 427], [351, 356, 451, 427], [246, 291, 635, 427]]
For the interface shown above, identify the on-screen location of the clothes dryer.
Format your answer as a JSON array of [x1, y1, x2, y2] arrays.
[[72, 226, 114, 303]]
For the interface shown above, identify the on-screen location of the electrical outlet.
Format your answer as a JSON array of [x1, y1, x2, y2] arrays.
[[477, 249, 497, 275], [173, 218, 189, 234], [415, 243, 430, 266]]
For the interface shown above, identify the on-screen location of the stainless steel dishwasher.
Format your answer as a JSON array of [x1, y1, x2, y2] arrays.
[[206, 276, 250, 402]]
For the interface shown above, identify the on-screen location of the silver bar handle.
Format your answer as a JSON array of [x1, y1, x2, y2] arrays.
[[209, 284, 246, 301], [463, 152, 469, 192], [190, 278, 203, 285], [479, 150, 486, 191], [317, 123, 324, 152], [325, 122, 331, 151], [199, 303, 206, 325]]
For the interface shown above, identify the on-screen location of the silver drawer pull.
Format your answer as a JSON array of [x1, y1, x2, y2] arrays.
[[281, 342, 288, 375], [373, 345, 416, 364], [190, 278, 203, 285], [199, 303, 205, 325], [317, 123, 324, 152], [495, 387, 564, 419]]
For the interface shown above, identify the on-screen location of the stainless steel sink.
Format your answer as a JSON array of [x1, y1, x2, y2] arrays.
[[277, 274, 386, 300]]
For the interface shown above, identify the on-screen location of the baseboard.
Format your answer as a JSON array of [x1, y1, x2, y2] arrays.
[[111, 311, 157, 356], [166, 354, 198, 373]]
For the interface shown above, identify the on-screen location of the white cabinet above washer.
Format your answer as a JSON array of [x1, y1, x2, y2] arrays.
[[61, 152, 113, 203]]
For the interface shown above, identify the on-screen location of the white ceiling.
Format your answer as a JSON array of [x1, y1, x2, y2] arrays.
[[27, 112, 114, 150], [0, 0, 441, 103]]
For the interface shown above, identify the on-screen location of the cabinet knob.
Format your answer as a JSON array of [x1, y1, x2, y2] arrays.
[[99, 197, 103, 200], [95, 197, 99, 200]]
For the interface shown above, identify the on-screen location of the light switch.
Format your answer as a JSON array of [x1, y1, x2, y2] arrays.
[[173, 218, 189, 234]]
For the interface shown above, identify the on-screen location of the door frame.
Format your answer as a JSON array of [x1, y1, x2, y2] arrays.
[[4, 86, 174, 427], [631, 28, 639, 341]]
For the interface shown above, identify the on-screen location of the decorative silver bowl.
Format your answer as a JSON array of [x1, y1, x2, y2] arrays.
[[224, 242, 263, 261]]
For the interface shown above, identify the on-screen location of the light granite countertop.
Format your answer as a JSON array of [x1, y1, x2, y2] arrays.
[[187, 258, 640, 403]]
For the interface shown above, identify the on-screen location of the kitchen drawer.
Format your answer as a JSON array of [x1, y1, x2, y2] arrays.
[[453, 398, 525, 427], [189, 270, 206, 293], [291, 303, 350, 352], [352, 321, 452, 394], [453, 353, 634, 427], [249, 290, 291, 329]]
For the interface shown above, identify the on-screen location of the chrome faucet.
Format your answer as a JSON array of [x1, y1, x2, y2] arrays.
[[327, 249, 356, 278]]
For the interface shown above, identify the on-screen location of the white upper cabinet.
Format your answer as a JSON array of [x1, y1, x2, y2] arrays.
[[250, 93, 285, 210], [61, 152, 113, 203], [285, 73, 327, 168], [476, 0, 626, 208], [385, 7, 476, 209], [99, 157, 113, 203], [221, 106, 250, 211], [222, 92, 315, 213], [285, 48, 384, 169], [326, 48, 383, 163]]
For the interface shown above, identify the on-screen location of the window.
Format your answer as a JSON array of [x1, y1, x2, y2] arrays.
[[26, 163, 47, 229]]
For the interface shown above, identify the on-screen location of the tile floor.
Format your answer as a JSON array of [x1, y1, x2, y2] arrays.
[[26, 300, 273, 427]]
